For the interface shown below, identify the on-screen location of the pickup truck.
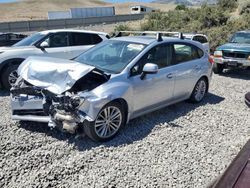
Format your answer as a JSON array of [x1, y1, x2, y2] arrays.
[[213, 31, 250, 74]]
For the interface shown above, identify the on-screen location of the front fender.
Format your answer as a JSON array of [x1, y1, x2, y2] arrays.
[[78, 81, 133, 121]]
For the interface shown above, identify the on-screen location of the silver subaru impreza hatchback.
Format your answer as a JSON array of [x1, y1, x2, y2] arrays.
[[11, 34, 213, 141]]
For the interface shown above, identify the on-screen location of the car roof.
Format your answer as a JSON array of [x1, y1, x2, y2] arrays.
[[39, 29, 108, 36]]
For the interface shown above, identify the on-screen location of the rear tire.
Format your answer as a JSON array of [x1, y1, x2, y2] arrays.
[[189, 78, 208, 103], [1, 64, 19, 90], [213, 63, 224, 74], [84, 101, 125, 142]]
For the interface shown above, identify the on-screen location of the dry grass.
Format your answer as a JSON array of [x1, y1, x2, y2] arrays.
[[0, 0, 175, 22]]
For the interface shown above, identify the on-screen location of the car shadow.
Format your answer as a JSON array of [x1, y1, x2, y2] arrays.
[[219, 68, 250, 80], [18, 92, 225, 151]]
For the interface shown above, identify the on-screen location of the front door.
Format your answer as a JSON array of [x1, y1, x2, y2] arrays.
[[129, 44, 175, 114], [39, 32, 74, 59]]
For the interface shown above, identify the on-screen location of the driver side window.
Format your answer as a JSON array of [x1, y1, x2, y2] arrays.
[[131, 44, 173, 76], [43, 32, 69, 48]]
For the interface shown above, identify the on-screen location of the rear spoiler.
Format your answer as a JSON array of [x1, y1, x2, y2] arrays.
[[114, 31, 185, 41]]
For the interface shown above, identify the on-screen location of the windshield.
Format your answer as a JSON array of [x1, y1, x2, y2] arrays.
[[230, 32, 250, 44], [75, 40, 146, 73], [13, 33, 46, 47]]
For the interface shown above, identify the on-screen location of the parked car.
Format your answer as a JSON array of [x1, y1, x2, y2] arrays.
[[0, 29, 109, 89], [0, 32, 27, 47], [11, 33, 213, 142], [245, 92, 250, 107], [213, 31, 250, 74], [182, 33, 210, 53]]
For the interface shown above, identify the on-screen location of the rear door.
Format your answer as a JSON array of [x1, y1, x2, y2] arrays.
[[171, 43, 204, 100]]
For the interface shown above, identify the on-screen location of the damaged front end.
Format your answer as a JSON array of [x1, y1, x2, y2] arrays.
[[11, 56, 110, 134]]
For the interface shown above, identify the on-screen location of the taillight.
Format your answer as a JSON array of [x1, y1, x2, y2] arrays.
[[208, 55, 214, 64]]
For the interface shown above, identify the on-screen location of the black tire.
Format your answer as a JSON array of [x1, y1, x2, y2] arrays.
[[84, 101, 126, 142], [189, 77, 208, 103], [245, 92, 250, 108], [213, 63, 224, 74], [1, 64, 19, 90]]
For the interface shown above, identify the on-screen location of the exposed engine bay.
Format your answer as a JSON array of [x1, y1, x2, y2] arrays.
[[11, 69, 110, 134]]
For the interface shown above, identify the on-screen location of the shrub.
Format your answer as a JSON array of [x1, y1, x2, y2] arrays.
[[217, 0, 238, 11], [175, 4, 187, 11], [139, 2, 250, 52], [239, 2, 250, 15], [114, 24, 131, 32]]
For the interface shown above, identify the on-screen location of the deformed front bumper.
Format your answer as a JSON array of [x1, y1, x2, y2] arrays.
[[214, 57, 250, 67], [11, 94, 50, 122]]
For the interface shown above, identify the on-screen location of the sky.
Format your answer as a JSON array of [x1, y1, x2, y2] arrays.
[[0, 0, 154, 3], [0, 0, 154, 2], [0, 0, 18, 3], [104, 0, 153, 2]]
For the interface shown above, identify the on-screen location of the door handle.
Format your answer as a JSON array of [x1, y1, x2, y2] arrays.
[[166, 73, 173, 79]]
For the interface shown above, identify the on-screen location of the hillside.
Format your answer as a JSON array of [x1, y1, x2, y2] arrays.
[[0, 0, 175, 22], [153, 0, 217, 5]]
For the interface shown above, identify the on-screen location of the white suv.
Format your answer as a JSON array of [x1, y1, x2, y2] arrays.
[[182, 33, 210, 53], [0, 29, 109, 89]]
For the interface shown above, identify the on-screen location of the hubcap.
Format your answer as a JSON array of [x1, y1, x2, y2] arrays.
[[94, 106, 122, 138], [194, 80, 206, 101], [8, 70, 18, 86]]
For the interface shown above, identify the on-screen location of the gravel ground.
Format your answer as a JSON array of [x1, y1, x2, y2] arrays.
[[0, 69, 249, 188]]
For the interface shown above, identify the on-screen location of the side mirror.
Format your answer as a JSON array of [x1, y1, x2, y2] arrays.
[[39, 41, 49, 50], [140, 63, 158, 80]]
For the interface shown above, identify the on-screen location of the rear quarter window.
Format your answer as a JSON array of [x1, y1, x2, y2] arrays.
[[173, 43, 204, 64]]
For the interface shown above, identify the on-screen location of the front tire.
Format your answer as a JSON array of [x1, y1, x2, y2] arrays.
[[84, 101, 125, 142], [189, 78, 208, 103], [1, 64, 19, 90], [213, 63, 224, 74]]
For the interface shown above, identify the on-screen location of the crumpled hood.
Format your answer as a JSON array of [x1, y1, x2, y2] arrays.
[[217, 43, 250, 52], [18, 56, 95, 94]]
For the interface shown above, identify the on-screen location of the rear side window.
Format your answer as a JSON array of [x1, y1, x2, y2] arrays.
[[173, 43, 204, 64], [70, 33, 102, 46]]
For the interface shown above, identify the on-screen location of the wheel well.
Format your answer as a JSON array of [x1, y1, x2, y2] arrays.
[[0, 58, 25, 83], [200, 76, 209, 93], [112, 98, 129, 123]]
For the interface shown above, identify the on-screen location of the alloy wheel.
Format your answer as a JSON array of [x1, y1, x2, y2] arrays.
[[8, 70, 18, 86], [94, 106, 122, 139], [194, 80, 206, 102]]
